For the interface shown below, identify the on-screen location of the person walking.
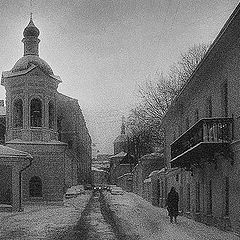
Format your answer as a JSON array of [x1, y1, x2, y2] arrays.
[[166, 187, 179, 223]]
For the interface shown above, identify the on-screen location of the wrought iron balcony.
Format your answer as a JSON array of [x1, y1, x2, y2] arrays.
[[170, 117, 233, 169]]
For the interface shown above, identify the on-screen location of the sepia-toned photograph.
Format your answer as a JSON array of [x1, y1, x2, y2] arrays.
[[0, 0, 240, 239]]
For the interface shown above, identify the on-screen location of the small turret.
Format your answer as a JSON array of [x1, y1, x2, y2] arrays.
[[22, 15, 40, 56]]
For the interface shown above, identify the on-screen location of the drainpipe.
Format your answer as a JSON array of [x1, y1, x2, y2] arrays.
[[19, 157, 33, 212]]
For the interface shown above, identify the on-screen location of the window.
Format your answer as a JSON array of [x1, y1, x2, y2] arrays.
[[48, 100, 54, 129], [206, 96, 212, 118], [57, 116, 62, 141], [221, 82, 228, 117], [0, 124, 5, 145], [178, 125, 182, 136], [68, 140, 73, 149], [13, 99, 23, 128], [175, 174, 179, 182], [225, 177, 229, 216], [194, 109, 199, 122], [29, 176, 42, 197], [185, 117, 190, 130], [161, 181, 164, 207], [196, 181, 200, 213], [208, 180, 212, 214], [30, 98, 42, 127], [187, 183, 191, 212], [173, 131, 176, 142]]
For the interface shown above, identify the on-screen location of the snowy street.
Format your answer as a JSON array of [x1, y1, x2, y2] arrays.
[[1, 190, 240, 240], [51, 190, 120, 240], [0, 192, 91, 240], [104, 191, 240, 240]]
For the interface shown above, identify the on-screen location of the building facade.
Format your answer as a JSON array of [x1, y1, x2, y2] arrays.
[[1, 17, 91, 203], [161, 3, 240, 234]]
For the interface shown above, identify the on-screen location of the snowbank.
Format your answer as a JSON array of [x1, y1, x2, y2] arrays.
[[104, 191, 240, 240], [0, 193, 92, 240]]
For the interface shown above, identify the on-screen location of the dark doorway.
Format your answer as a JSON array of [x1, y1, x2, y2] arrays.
[[0, 165, 12, 204], [29, 176, 42, 197]]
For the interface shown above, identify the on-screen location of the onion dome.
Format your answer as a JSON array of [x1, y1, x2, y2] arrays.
[[11, 55, 54, 75], [23, 18, 40, 38]]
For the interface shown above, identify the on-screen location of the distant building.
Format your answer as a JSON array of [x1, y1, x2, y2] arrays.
[[109, 118, 136, 187], [92, 154, 110, 170], [0, 16, 91, 206]]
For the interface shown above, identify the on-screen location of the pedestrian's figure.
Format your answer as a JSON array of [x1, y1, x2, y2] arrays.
[[166, 187, 179, 223]]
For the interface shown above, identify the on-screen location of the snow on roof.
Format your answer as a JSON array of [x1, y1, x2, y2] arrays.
[[117, 173, 132, 179], [0, 145, 32, 158], [109, 151, 127, 159], [91, 166, 107, 172], [158, 168, 166, 173], [144, 178, 151, 183], [140, 152, 164, 162], [148, 170, 160, 178], [6, 139, 67, 145]]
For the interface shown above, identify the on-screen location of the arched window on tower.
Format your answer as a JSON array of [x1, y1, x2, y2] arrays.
[[30, 98, 42, 127], [48, 100, 54, 129], [13, 99, 23, 128], [29, 176, 42, 197]]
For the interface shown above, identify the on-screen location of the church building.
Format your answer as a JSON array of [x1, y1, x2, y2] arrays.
[[0, 16, 92, 204]]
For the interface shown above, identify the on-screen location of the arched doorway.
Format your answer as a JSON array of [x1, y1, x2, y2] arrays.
[[29, 176, 42, 197]]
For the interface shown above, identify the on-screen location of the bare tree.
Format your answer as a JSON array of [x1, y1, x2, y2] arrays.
[[169, 43, 210, 91], [127, 43, 210, 157]]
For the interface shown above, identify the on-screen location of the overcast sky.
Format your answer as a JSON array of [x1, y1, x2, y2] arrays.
[[0, 0, 239, 155]]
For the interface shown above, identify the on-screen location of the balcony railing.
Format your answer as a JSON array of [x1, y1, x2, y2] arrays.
[[170, 117, 233, 166]]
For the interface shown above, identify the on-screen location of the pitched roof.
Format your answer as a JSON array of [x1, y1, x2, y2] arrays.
[[109, 151, 127, 159], [0, 145, 32, 158], [148, 170, 160, 177], [140, 152, 164, 162]]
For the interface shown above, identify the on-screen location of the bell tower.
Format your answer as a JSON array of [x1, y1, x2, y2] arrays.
[[1, 16, 62, 142], [1, 15, 67, 202]]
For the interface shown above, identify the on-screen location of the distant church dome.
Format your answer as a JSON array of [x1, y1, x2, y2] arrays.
[[12, 55, 54, 75], [114, 134, 128, 144], [23, 18, 40, 38]]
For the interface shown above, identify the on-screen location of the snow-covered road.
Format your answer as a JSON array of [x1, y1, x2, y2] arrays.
[[0, 193, 91, 240], [1, 191, 239, 240], [52, 190, 120, 240], [104, 191, 240, 240]]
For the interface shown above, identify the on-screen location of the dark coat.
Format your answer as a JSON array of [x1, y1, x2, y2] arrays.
[[166, 189, 179, 217]]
